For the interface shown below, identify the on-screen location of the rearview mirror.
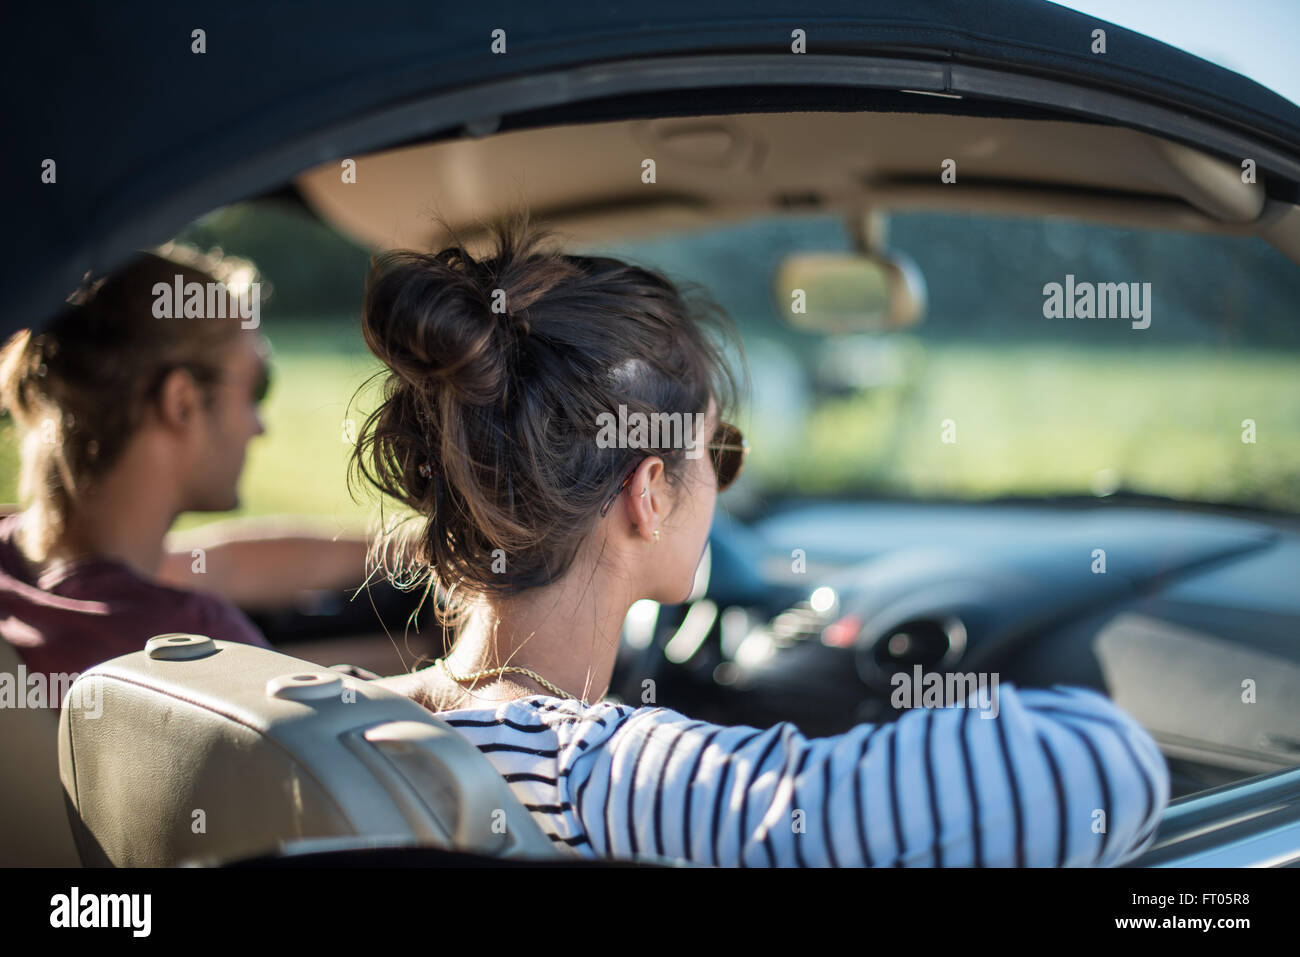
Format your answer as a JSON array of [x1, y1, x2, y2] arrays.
[[773, 250, 927, 334]]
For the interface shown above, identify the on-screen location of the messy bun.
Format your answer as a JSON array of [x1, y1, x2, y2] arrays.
[[350, 212, 741, 615]]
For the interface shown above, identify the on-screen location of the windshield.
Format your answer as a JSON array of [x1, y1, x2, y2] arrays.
[[8, 206, 1295, 525], [588, 211, 1300, 515]]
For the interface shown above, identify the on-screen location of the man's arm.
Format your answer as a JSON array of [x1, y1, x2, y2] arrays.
[[158, 517, 370, 610]]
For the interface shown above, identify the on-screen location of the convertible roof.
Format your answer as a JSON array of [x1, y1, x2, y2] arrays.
[[5, 0, 1300, 339]]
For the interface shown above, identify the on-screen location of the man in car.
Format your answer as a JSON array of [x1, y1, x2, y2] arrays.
[[0, 246, 368, 683]]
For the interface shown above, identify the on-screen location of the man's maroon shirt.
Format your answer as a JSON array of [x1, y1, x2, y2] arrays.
[[0, 512, 269, 678]]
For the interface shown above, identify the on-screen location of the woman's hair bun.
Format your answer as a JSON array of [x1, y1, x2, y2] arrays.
[[360, 219, 580, 407], [362, 247, 509, 407], [350, 211, 743, 616]]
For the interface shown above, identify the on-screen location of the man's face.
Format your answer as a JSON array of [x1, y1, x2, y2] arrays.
[[183, 332, 269, 512]]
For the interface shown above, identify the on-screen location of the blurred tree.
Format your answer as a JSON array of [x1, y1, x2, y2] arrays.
[[174, 200, 373, 320]]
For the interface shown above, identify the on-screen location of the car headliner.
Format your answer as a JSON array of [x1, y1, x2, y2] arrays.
[[294, 111, 1289, 256], [5, 0, 1300, 339]]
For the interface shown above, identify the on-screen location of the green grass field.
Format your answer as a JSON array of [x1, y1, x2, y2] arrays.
[[3, 323, 1298, 524], [746, 342, 1300, 512]]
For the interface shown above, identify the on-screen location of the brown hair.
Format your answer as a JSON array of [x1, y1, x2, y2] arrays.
[[350, 213, 743, 620], [0, 245, 258, 560]]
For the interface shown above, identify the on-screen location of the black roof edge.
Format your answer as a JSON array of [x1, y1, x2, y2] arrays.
[[9, 51, 1300, 340]]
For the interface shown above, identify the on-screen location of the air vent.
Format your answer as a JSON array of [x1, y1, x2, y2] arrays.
[[876, 619, 950, 669], [857, 616, 968, 689]]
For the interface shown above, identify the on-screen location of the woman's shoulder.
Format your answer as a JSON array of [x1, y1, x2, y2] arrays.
[[437, 694, 641, 722], [435, 695, 689, 737], [435, 695, 782, 767]]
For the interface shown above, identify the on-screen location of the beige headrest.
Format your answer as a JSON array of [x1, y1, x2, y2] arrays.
[[59, 636, 563, 866]]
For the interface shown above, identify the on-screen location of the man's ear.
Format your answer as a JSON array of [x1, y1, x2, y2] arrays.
[[153, 367, 203, 433]]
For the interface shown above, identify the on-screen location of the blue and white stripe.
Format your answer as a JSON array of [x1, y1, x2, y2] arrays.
[[440, 682, 1168, 867]]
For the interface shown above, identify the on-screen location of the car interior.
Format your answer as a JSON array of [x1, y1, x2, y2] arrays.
[[5, 99, 1300, 867]]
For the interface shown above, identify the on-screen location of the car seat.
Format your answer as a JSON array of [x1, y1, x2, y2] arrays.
[[58, 635, 564, 866], [0, 636, 82, 865]]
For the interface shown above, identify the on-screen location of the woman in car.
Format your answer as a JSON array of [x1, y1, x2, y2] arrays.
[[361, 215, 1169, 867]]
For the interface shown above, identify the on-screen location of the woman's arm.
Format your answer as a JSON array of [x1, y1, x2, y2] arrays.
[[157, 517, 369, 610], [532, 683, 1168, 867]]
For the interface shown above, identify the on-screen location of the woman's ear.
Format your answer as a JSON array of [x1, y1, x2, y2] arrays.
[[626, 456, 666, 542]]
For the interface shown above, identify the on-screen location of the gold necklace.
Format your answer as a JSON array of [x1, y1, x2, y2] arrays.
[[435, 657, 580, 703]]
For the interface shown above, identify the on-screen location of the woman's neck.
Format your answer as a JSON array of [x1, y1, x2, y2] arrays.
[[432, 558, 632, 708]]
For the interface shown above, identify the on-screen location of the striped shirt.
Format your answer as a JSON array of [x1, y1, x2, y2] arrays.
[[438, 682, 1169, 867]]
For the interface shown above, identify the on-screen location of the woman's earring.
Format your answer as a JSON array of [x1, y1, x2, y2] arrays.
[[653, 528, 661, 543], [640, 487, 648, 499]]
